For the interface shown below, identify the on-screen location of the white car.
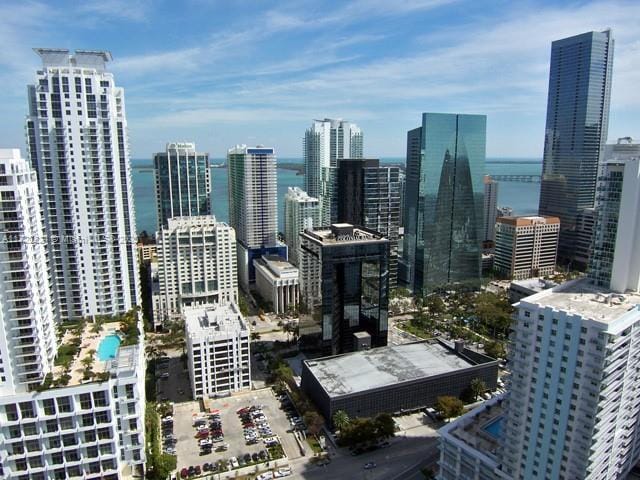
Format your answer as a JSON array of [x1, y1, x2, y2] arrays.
[[199, 439, 212, 446], [257, 472, 274, 480], [274, 468, 292, 478]]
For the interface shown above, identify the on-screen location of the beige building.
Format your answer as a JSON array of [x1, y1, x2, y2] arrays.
[[137, 243, 157, 262], [494, 216, 560, 280], [254, 255, 300, 314]]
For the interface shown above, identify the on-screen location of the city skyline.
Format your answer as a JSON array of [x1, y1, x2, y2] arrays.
[[0, 1, 639, 160]]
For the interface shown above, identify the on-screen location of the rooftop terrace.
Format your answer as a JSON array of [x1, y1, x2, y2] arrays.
[[184, 303, 248, 339], [304, 340, 478, 397]]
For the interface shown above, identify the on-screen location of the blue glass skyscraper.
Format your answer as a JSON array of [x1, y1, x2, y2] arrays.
[[402, 113, 486, 294], [538, 30, 614, 266]]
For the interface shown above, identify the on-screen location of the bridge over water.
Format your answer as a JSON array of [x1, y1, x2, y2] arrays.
[[490, 174, 541, 183]]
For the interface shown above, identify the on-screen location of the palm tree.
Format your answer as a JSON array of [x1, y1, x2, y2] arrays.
[[333, 410, 350, 432], [470, 378, 487, 401]]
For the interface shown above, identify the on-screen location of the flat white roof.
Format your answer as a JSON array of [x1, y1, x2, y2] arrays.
[[522, 277, 640, 325], [184, 303, 247, 339], [305, 341, 478, 398]]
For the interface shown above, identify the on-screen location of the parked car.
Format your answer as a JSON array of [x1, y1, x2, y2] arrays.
[[364, 462, 377, 470]]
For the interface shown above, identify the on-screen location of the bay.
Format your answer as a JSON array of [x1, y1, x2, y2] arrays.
[[131, 157, 541, 235]]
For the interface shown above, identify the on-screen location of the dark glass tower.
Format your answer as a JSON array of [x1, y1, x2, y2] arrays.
[[154, 142, 210, 230], [337, 159, 400, 287], [402, 113, 485, 294], [538, 30, 614, 266]]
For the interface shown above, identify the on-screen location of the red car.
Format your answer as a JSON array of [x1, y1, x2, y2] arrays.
[[180, 468, 188, 478]]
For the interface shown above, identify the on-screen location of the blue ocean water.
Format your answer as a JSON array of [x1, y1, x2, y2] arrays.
[[131, 157, 541, 235]]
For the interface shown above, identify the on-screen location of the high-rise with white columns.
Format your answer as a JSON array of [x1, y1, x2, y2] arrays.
[[284, 187, 320, 266], [303, 119, 363, 224], [589, 137, 640, 292], [25, 49, 140, 320], [0, 150, 57, 396], [153, 142, 210, 230]]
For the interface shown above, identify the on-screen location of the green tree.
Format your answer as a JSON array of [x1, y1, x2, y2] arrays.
[[485, 340, 506, 359], [303, 410, 325, 436], [373, 413, 396, 439], [424, 294, 446, 315], [332, 410, 350, 431], [469, 378, 487, 401], [435, 396, 464, 421]]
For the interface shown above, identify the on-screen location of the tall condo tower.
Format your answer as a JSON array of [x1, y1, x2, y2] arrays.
[[0, 150, 57, 395], [154, 142, 210, 230], [336, 158, 401, 287], [303, 119, 363, 224], [25, 49, 140, 320], [402, 113, 485, 294], [227, 145, 286, 288], [589, 138, 640, 292], [538, 30, 614, 267], [284, 187, 320, 266]]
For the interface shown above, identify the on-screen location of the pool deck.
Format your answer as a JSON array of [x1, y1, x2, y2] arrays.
[[53, 321, 122, 386], [448, 397, 505, 460]]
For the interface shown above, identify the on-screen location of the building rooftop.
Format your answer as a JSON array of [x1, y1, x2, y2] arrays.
[[165, 215, 226, 229], [510, 277, 558, 292], [497, 215, 560, 226], [302, 223, 386, 245], [255, 255, 298, 280], [304, 340, 479, 397], [185, 303, 248, 340], [440, 395, 506, 464], [521, 277, 640, 326]]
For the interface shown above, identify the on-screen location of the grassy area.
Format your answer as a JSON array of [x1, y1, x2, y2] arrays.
[[145, 402, 176, 480], [307, 436, 323, 454]]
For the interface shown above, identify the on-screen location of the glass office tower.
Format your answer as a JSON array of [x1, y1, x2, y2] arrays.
[[403, 113, 485, 294], [154, 142, 210, 230], [538, 30, 614, 266]]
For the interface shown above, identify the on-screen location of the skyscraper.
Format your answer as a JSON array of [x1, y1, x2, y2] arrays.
[[299, 224, 389, 355], [25, 49, 140, 320], [157, 216, 237, 326], [538, 30, 614, 266], [402, 113, 486, 294], [589, 138, 640, 292], [336, 158, 401, 287], [227, 145, 286, 288], [0, 150, 56, 396], [284, 187, 320, 266], [154, 142, 210, 230], [483, 175, 499, 246], [303, 119, 363, 224]]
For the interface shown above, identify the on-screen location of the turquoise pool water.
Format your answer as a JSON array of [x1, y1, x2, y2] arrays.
[[483, 416, 503, 439], [97, 334, 121, 361]]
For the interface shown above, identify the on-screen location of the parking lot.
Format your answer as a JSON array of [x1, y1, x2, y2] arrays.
[[156, 355, 192, 403], [173, 388, 302, 475]]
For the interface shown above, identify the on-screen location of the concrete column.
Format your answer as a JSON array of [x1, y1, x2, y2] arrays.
[[279, 284, 285, 314]]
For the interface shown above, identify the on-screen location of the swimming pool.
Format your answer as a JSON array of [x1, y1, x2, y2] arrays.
[[483, 416, 503, 439], [97, 334, 121, 361]]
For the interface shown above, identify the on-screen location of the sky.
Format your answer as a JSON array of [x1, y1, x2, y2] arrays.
[[0, 0, 638, 159]]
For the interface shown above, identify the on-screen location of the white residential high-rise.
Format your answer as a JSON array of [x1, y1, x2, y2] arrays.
[[227, 145, 286, 289], [185, 303, 251, 399], [284, 187, 320, 266], [501, 279, 640, 480], [303, 119, 363, 224], [157, 216, 237, 326], [25, 49, 140, 321], [494, 216, 560, 279], [0, 150, 56, 396], [590, 137, 640, 293], [483, 175, 499, 245], [153, 142, 210, 230]]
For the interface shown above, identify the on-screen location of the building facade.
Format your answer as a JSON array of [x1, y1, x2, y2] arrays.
[[538, 30, 614, 266], [25, 48, 140, 321], [0, 150, 57, 396], [227, 145, 283, 289], [184, 304, 251, 399], [254, 256, 300, 315], [483, 175, 499, 247], [299, 224, 389, 355], [153, 142, 210, 230], [0, 317, 147, 479], [402, 113, 486, 294], [336, 158, 401, 288], [283, 187, 320, 266], [494, 216, 560, 280], [303, 119, 363, 224], [157, 216, 237, 326], [589, 138, 640, 292], [501, 279, 640, 480]]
